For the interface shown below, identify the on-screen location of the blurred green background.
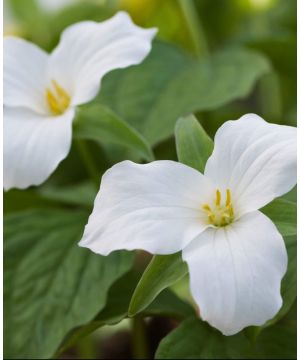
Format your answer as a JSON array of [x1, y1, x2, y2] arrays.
[[4, 0, 297, 359]]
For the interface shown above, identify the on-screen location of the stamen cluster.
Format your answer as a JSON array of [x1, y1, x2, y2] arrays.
[[202, 189, 234, 227], [46, 80, 71, 115]]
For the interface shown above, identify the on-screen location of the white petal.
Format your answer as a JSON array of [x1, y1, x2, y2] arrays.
[[4, 37, 49, 114], [48, 12, 157, 106], [4, 107, 75, 190], [182, 211, 287, 335], [205, 114, 297, 215], [80, 160, 214, 255]]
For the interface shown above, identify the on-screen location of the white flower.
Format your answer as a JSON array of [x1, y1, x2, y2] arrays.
[[4, 12, 156, 190], [79, 114, 297, 335]]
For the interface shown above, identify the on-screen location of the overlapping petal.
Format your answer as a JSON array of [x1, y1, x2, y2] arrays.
[[4, 37, 49, 114], [80, 160, 214, 255], [4, 107, 75, 190], [204, 114, 297, 216], [48, 11, 157, 106], [182, 211, 287, 335]]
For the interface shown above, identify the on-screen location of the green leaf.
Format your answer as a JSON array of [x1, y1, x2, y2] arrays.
[[128, 253, 188, 317], [4, 209, 134, 359], [57, 270, 139, 356], [155, 315, 296, 359], [155, 317, 251, 359], [39, 181, 97, 208], [175, 114, 213, 172], [99, 42, 270, 145], [261, 198, 296, 237], [8, 0, 43, 29], [144, 288, 195, 320], [73, 104, 154, 161], [4, 188, 58, 213], [253, 322, 296, 359], [283, 186, 296, 203], [58, 273, 194, 356]]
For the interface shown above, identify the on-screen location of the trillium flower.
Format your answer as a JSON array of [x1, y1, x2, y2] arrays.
[[79, 114, 297, 335], [4, 12, 156, 190]]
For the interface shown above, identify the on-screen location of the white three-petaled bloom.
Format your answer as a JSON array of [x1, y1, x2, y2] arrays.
[[4, 12, 156, 190], [80, 114, 297, 335]]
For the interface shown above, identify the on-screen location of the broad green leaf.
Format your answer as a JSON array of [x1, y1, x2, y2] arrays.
[[58, 272, 194, 356], [155, 317, 251, 359], [57, 271, 139, 356], [283, 186, 296, 203], [261, 198, 296, 237], [155, 315, 296, 359], [4, 188, 57, 213], [253, 321, 296, 359], [39, 181, 97, 208], [9, 0, 40, 22], [98, 42, 270, 145], [73, 104, 154, 161], [175, 114, 213, 172], [144, 288, 195, 319], [4, 209, 134, 359], [128, 253, 188, 317]]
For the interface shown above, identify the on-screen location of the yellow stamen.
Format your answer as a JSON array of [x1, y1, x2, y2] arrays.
[[202, 204, 212, 212], [208, 214, 215, 223], [201, 189, 235, 227], [46, 80, 70, 115], [215, 189, 221, 206], [226, 189, 231, 206], [221, 215, 227, 226]]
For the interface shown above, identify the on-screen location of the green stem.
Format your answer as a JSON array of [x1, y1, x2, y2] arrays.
[[75, 334, 97, 359], [76, 139, 100, 188], [178, 0, 209, 57], [132, 316, 149, 359]]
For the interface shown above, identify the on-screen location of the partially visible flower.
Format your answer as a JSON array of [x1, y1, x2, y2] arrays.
[[79, 114, 297, 335], [4, 12, 156, 190]]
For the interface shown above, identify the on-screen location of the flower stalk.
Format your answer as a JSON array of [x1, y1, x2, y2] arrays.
[[132, 316, 149, 359], [178, 0, 209, 57]]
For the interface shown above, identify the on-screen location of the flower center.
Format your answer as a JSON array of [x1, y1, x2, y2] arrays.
[[202, 189, 234, 227], [46, 80, 71, 115]]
